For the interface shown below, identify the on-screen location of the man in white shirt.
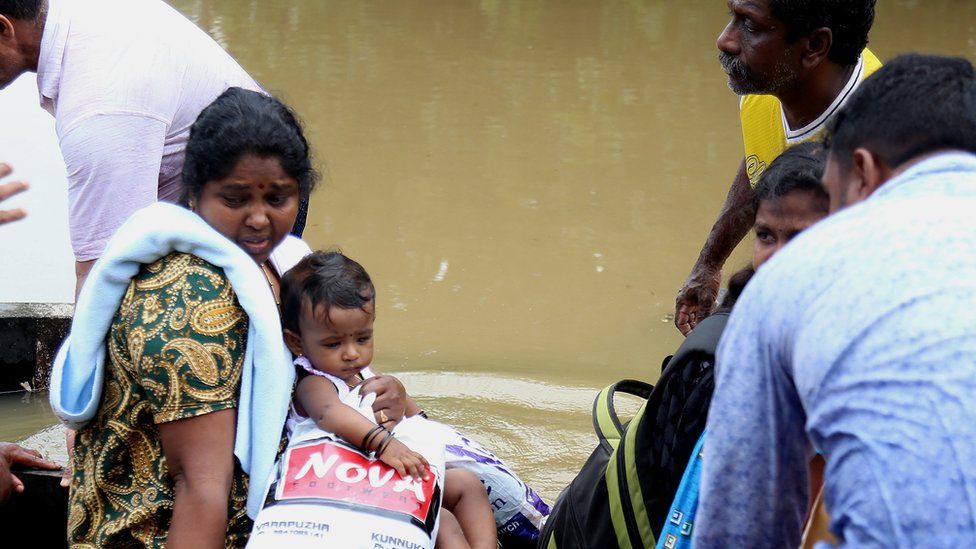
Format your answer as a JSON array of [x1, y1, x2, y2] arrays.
[[0, 0, 274, 292]]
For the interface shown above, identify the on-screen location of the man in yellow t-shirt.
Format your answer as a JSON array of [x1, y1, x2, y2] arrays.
[[675, 0, 880, 335]]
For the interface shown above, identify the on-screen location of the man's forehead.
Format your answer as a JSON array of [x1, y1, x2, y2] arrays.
[[728, 0, 774, 16]]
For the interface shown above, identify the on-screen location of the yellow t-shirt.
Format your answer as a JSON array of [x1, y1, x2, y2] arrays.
[[740, 49, 882, 187]]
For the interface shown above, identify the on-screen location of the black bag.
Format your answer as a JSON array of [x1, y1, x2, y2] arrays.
[[538, 312, 727, 549]]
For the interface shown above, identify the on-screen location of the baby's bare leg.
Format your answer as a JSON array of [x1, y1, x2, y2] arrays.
[[436, 509, 469, 549], [442, 468, 497, 549]]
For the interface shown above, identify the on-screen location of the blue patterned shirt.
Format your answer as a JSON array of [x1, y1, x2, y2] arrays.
[[693, 152, 976, 548]]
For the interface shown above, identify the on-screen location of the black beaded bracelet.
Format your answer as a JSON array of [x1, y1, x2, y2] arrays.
[[369, 429, 389, 453], [362, 425, 386, 452], [376, 431, 395, 457]]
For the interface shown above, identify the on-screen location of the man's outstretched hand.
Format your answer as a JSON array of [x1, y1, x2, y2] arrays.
[[0, 163, 29, 226], [0, 442, 62, 503], [675, 264, 722, 336]]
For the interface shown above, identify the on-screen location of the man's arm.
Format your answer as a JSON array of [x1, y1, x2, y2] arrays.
[[60, 113, 168, 294], [692, 289, 809, 547], [0, 442, 62, 503], [675, 159, 756, 335], [74, 260, 94, 299]]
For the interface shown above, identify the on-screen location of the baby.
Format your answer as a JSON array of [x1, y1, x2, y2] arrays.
[[280, 250, 496, 549]]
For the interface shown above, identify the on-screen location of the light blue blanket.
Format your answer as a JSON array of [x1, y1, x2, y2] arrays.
[[50, 201, 300, 518]]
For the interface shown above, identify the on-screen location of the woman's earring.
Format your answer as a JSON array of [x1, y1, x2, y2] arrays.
[[188, 200, 196, 211]]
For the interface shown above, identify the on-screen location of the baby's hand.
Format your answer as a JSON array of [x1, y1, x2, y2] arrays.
[[379, 438, 430, 482]]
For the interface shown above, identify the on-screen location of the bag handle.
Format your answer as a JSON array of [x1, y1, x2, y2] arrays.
[[592, 379, 654, 450]]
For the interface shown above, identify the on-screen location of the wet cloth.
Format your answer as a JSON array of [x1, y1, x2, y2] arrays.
[[36, 0, 261, 260], [68, 252, 252, 547], [694, 152, 976, 547], [50, 202, 302, 518]]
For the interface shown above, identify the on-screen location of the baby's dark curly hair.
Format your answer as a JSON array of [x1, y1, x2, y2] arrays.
[[281, 251, 376, 333]]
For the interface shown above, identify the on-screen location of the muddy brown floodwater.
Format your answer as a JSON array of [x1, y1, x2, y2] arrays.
[[3, 0, 975, 504]]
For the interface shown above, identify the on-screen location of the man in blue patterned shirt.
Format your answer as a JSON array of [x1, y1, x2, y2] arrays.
[[694, 54, 976, 547]]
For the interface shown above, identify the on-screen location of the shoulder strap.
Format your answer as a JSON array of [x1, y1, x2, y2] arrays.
[[606, 396, 656, 549], [592, 379, 653, 451], [604, 312, 730, 549], [587, 379, 654, 549]]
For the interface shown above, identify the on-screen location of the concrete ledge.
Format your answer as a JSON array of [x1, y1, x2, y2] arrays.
[[18, 425, 68, 465], [0, 303, 72, 393], [0, 303, 73, 319]]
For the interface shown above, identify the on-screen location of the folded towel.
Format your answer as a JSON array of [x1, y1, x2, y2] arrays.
[[50, 201, 310, 518]]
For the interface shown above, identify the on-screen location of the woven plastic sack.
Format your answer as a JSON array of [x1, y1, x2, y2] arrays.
[[248, 391, 448, 549], [443, 430, 551, 548]]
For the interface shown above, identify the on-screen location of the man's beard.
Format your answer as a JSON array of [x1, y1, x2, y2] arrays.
[[719, 51, 760, 95], [718, 51, 796, 96]]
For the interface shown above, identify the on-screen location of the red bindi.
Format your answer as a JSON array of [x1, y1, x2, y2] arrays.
[[258, 183, 265, 190]]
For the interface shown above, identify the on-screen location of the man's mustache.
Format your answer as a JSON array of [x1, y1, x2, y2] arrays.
[[719, 51, 750, 81]]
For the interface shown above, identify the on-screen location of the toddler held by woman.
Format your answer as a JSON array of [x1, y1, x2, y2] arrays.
[[279, 250, 496, 549]]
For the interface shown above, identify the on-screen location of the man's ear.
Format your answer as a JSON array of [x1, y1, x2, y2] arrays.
[[801, 27, 832, 69], [0, 14, 21, 52], [849, 148, 892, 202], [283, 329, 304, 357], [0, 15, 12, 39]]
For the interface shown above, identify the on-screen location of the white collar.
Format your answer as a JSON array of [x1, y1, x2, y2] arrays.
[[268, 234, 312, 276], [782, 53, 865, 144]]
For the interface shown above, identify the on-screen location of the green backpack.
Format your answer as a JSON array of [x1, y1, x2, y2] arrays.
[[538, 312, 727, 549]]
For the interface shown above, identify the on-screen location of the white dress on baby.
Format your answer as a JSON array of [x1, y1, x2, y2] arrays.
[[285, 355, 377, 437], [248, 357, 447, 549], [272, 356, 550, 547]]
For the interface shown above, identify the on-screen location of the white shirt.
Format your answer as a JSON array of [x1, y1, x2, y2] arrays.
[[36, 0, 261, 261]]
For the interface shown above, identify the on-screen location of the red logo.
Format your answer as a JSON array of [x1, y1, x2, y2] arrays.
[[277, 440, 437, 523]]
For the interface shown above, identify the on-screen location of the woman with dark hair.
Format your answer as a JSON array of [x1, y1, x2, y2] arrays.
[[655, 142, 830, 549], [52, 87, 318, 547], [751, 141, 829, 269]]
